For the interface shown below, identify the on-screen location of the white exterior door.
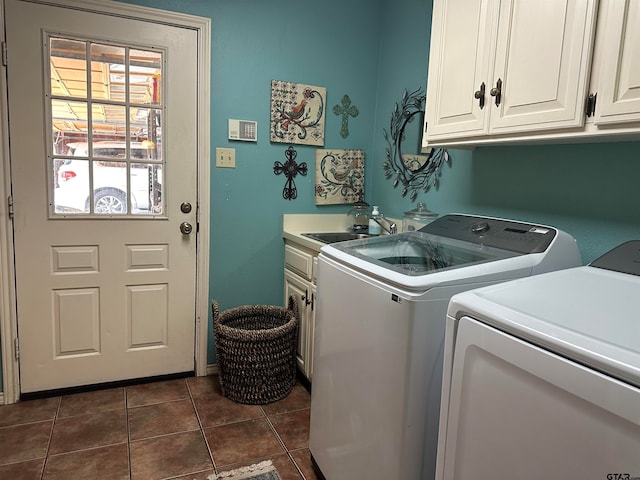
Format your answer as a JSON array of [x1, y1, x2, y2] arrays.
[[5, 0, 200, 393]]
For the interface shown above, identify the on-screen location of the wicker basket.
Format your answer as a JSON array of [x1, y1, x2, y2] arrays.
[[212, 297, 299, 405]]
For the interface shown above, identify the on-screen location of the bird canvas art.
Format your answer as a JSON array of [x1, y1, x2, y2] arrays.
[[314, 149, 364, 205], [270, 80, 326, 146]]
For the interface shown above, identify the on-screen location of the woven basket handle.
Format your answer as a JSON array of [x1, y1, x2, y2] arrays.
[[212, 300, 220, 325], [287, 295, 299, 321]]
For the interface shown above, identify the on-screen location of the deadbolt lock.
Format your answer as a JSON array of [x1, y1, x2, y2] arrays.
[[180, 202, 192, 213]]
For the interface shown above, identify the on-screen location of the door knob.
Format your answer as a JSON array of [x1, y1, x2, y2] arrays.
[[180, 222, 193, 235]]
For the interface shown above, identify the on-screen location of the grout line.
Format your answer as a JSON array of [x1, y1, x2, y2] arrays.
[[261, 406, 307, 479], [40, 395, 62, 480], [123, 386, 132, 480], [185, 378, 218, 474], [287, 448, 311, 480], [261, 405, 287, 451], [128, 427, 203, 443]]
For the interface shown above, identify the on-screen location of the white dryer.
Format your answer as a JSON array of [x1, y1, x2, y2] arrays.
[[437, 240, 640, 479], [309, 214, 582, 480]]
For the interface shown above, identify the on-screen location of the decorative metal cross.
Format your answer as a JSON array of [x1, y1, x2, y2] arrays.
[[274, 145, 307, 200], [332, 95, 359, 139]]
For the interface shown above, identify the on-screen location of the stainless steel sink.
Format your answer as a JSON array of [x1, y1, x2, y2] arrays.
[[302, 232, 372, 244]]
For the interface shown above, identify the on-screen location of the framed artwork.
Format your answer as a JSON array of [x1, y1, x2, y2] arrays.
[[270, 80, 326, 146], [315, 149, 364, 205]]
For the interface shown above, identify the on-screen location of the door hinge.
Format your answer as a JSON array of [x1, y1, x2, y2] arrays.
[[585, 92, 597, 117], [7, 195, 14, 219], [2, 42, 7, 67], [14, 338, 19, 360]]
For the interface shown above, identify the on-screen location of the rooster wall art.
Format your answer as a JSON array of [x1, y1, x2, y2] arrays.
[[270, 80, 326, 146]]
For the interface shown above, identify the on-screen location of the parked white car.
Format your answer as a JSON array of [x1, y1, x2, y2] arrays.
[[54, 141, 162, 214]]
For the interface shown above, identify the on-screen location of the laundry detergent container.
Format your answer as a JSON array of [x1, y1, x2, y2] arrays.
[[212, 297, 299, 404]]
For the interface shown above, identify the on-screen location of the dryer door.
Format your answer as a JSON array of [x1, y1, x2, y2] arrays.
[[438, 317, 640, 479]]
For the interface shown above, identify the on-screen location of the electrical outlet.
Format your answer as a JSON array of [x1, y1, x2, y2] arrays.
[[215, 147, 236, 168]]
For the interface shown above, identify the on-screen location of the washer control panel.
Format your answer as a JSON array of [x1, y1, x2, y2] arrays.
[[420, 214, 557, 254]]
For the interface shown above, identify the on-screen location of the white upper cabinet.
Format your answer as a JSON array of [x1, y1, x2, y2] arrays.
[[424, 0, 640, 146], [424, 0, 498, 139], [592, 0, 640, 125], [490, 1, 597, 133]]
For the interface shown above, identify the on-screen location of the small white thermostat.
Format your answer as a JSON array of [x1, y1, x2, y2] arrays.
[[228, 119, 257, 142]]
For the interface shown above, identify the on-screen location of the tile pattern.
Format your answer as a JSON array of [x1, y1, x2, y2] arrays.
[[0, 375, 320, 480]]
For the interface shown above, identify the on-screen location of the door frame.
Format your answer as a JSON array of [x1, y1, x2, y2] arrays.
[[0, 0, 211, 404]]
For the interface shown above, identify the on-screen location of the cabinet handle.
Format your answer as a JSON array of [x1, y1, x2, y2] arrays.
[[490, 78, 502, 107], [585, 93, 597, 117], [474, 82, 486, 109], [303, 289, 313, 307], [310, 292, 315, 310]]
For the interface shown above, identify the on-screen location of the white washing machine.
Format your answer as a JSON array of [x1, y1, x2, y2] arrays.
[[309, 214, 582, 480], [437, 240, 640, 480]]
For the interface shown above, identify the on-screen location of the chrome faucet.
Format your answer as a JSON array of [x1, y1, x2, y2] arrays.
[[371, 216, 397, 235]]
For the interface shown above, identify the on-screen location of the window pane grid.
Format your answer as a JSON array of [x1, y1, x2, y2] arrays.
[[49, 35, 164, 217]]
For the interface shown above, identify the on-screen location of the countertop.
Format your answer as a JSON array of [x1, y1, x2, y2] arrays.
[[282, 213, 397, 253], [282, 214, 347, 252]]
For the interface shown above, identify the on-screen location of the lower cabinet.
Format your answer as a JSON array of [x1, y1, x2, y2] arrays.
[[284, 270, 315, 379], [284, 242, 318, 381]]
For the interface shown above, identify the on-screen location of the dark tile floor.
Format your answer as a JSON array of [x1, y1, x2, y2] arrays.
[[0, 375, 320, 480]]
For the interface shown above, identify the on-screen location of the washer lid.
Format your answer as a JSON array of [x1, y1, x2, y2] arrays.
[[331, 230, 519, 276], [449, 265, 640, 388], [320, 214, 580, 290], [327, 214, 563, 278]]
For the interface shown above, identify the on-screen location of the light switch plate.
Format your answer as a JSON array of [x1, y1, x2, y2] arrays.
[[216, 147, 236, 168]]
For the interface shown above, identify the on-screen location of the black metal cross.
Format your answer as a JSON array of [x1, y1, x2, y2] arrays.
[[333, 95, 359, 139], [274, 146, 307, 200]]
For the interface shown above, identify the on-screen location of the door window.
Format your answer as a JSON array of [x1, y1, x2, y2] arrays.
[[49, 36, 164, 216]]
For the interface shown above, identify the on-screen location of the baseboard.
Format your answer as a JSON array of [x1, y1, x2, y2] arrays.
[[20, 371, 194, 401], [1, 368, 218, 404]]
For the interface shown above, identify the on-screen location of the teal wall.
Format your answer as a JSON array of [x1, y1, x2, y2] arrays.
[[2, 0, 638, 392], [122, 0, 385, 364]]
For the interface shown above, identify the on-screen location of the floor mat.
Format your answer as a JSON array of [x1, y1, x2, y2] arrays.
[[211, 460, 281, 480]]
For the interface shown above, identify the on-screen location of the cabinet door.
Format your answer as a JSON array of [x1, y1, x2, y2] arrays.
[[490, 0, 598, 133], [284, 270, 311, 377], [425, 0, 498, 141], [593, 0, 640, 125]]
